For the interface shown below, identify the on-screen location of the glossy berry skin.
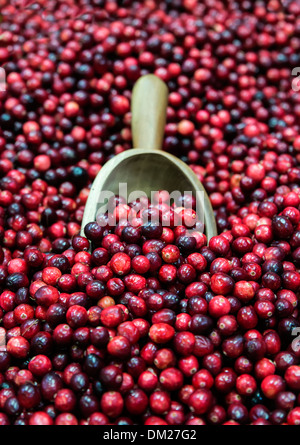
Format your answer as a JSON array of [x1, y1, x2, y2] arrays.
[[287, 408, 300, 425], [261, 375, 286, 399], [188, 389, 213, 415], [211, 273, 234, 295], [236, 374, 257, 396], [7, 336, 30, 359], [173, 332, 195, 356], [34, 286, 60, 307], [159, 368, 184, 391], [18, 383, 41, 409], [125, 389, 148, 416], [161, 245, 180, 264], [149, 323, 175, 344], [29, 412, 54, 425], [149, 390, 171, 415], [138, 370, 158, 393], [28, 355, 52, 377], [54, 389, 76, 412], [284, 366, 300, 391], [66, 305, 88, 329], [110, 253, 131, 276], [208, 296, 231, 318], [100, 391, 124, 418]]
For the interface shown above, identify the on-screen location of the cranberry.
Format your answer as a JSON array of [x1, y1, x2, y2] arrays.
[[100, 365, 123, 390], [149, 323, 175, 344], [211, 273, 234, 295], [236, 374, 257, 396], [79, 394, 100, 418], [18, 383, 41, 409], [7, 336, 29, 359], [138, 370, 158, 392], [55, 413, 78, 425], [208, 296, 231, 318], [100, 391, 124, 418], [255, 358, 276, 380], [159, 368, 184, 391], [161, 245, 180, 263], [284, 366, 300, 391], [144, 416, 168, 426], [66, 305, 88, 328], [100, 306, 123, 328], [154, 348, 176, 369], [261, 375, 286, 399], [209, 236, 230, 256], [34, 285, 59, 307], [89, 413, 109, 425], [276, 392, 296, 411], [41, 372, 63, 401], [0, 0, 299, 426], [110, 252, 131, 276], [54, 389, 76, 412], [29, 412, 54, 425], [227, 402, 248, 424], [28, 355, 52, 377], [287, 408, 300, 425], [125, 389, 148, 416], [132, 255, 150, 274], [188, 389, 213, 415], [173, 331, 195, 356], [107, 336, 131, 359], [149, 390, 171, 415]]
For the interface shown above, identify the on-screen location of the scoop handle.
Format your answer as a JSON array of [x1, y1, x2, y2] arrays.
[[131, 74, 168, 151]]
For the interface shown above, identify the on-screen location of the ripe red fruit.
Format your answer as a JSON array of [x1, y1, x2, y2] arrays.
[[234, 281, 255, 302], [110, 253, 131, 276], [34, 285, 60, 307], [149, 390, 171, 415], [188, 389, 213, 414], [28, 355, 52, 377], [7, 336, 30, 359], [107, 336, 131, 359], [159, 368, 184, 391], [210, 273, 234, 295], [208, 296, 231, 317], [100, 391, 124, 418], [236, 374, 257, 396], [261, 375, 286, 399], [149, 323, 175, 344], [29, 412, 54, 425], [209, 236, 230, 256], [125, 389, 148, 415], [284, 366, 300, 391], [161, 245, 180, 263], [54, 389, 76, 412]]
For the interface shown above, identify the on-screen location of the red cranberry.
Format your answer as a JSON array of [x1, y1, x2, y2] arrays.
[[125, 389, 148, 416], [100, 391, 124, 418], [18, 383, 41, 409], [29, 412, 54, 425], [159, 367, 184, 391], [28, 355, 52, 377], [188, 389, 213, 415], [149, 390, 171, 415], [41, 372, 63, 401], [284, 366, 300, 391], [54, 389, 76, 412], [7, 336, 29, 359], [261, 375, 286, 399]]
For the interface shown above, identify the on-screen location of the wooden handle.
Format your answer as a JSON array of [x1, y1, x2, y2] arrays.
[[131, 74, 168, 150]]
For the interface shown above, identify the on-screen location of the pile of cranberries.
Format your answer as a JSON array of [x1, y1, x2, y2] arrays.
[[0, 0, 300, 426]]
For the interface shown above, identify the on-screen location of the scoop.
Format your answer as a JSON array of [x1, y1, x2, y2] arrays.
[[81, 74, 217, 239]]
